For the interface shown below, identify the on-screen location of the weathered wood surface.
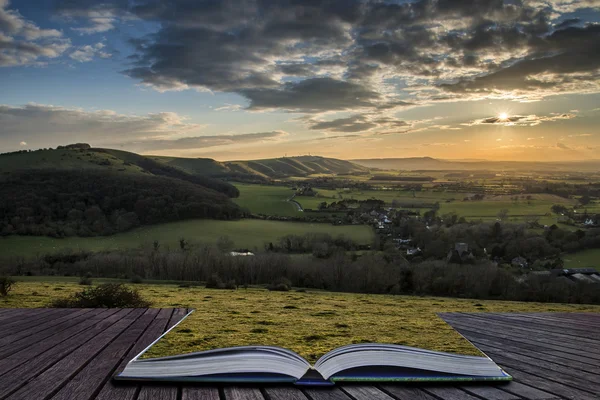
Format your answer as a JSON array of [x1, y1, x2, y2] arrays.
[[0, 309, 597, 399]]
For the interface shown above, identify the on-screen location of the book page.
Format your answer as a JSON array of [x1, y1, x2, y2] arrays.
[[142, 288, 486, 363]]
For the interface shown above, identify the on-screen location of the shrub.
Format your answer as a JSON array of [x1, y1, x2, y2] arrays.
[[79, 272, 93, 285], [268, 277, 291, 292], [50, 283, 151, 308], [0, 276, 15, 296], [205, 274, 236, 290], [130, 274, 143, 284]]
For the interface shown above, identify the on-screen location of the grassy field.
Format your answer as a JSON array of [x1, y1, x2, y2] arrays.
[[233, 183, 301, 216], [563, 249, 600, 268], [2, 280, 599, 363], [0, 219, 374, 258]]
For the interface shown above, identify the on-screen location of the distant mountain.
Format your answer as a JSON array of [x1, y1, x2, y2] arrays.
[[351, 157, 600, 172]]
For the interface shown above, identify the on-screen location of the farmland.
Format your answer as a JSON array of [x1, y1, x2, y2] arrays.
[[563, 249, 600, 268], [0, 219, 374, 259], [2, 280, 598, 363]]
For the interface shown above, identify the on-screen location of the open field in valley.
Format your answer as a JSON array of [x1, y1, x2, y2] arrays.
[[0, 219, 374, 259], [233, 183, 301, 216], [2, 280, 599, 363]]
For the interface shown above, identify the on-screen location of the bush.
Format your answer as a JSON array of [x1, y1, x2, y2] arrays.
[[129, 274, 143, 284], [0, 276, 15, 296], [205, 274, 236, 290], [50, 283, 151, 308], [268, 277, 292, 292], [79, 272, 93, 285]]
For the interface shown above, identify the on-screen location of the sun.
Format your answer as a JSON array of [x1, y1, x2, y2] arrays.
[[498, 112, 509, 120]]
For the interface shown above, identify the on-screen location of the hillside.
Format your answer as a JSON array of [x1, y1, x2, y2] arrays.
[[225, 156, 369, 179], [0, 147, 243, 237], [352, 157, 600, 172]]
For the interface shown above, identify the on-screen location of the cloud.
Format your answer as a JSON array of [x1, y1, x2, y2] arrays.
[[69, 42, 111, 62], [242, 78, 382, 113], [53, 0, 600, 108], [19, 141, 26, 146], [0, 103, 290, 152], [464, 113, 577, 127], [124, 131, 289, 152], [304, 113, 410, 134], [0, 0, 70, 66], [0, 103, 202, 148], [556, 142, 571, 150]]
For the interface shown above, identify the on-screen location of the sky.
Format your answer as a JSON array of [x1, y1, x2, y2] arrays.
[[1, 0, 600, 161]]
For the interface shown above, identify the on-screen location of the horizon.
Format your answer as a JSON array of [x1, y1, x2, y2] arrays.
[[1, 0, 600, 161]]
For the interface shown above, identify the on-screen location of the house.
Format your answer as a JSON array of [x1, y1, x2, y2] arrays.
[[447, 243, 474, 264], [553, 268, 600, 283], [229, 251, 255, 257]]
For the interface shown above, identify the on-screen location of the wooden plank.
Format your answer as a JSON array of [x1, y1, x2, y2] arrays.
[[181, 387, 220, 400], [456, 329, 600, 373], [379, 386, 437, 400], [0, 308, 95, 357], [95, 308, 174, 400], [302, 387, 352, 400], [137, 386, 178, 400], [0, 309, 62, 334], [479, 344, 600, 385], [459, 385, 521, 400], [0, 309, 127, 398], [166, 308, 189, 329], [4, 308, 143, 400], [51, 308, 160, 400], [0, 309, 22, 320], [341, 386, 394, 400], [499, 313, 600, 331], [263, 387, 308, 400], [0, 309, 113, 376], [499, 367, 599, 400], [422, 387, 482, 400], [223, 387, 264, 400], [487, 353, 600, 395], [495, 381, 562, 400], [443, 314, 600, 349], [460, 313, 600, 341], [441, 316, 600, 361]]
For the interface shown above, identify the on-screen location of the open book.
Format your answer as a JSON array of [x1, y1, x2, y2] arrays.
[[115, 312, 511, 385]]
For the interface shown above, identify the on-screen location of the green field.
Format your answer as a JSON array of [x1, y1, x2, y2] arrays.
[[0, 219, 374, 258], [563, 249, 600, 268], [233, 183, 301, 216], [2, 280, 598, 363]]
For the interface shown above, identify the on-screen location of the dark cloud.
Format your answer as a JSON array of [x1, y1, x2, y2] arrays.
[[54, 0, 600, 106], [242, 78, 380, 112], [304, 113, 410, 134]]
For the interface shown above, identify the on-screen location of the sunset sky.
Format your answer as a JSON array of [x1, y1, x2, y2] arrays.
[[1, 0, 599, 161]]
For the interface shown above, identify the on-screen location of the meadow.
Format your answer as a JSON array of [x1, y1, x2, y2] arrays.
[[563, 249, 600, 268], [233, 183, 301, 216], [0, 219, 374, 259], [2, 280, 599, 363]]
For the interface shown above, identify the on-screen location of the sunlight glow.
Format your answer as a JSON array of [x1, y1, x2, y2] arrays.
[[498, 112, 509, 120]]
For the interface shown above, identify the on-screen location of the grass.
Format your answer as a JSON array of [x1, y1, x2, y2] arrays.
[[563, 249, 600, 269], [233, 183, 301, 216], [3, 280, 598, 363], [0, 219, 374, 258]]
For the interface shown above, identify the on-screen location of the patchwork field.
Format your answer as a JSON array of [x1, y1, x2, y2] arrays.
[[2, 280, 598, 363], [233, 183, 301, 216], [0, 219, 374, 259]]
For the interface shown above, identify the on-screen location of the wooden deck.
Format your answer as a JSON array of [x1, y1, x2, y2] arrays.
[[0, 309, 598, 400]]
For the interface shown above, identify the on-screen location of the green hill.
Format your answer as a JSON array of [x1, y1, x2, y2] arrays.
[[225, 156, 369, 179]]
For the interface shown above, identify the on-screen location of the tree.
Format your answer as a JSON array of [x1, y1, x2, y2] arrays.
[[579, 195, 591, 206], [551, 204, 569, 215]]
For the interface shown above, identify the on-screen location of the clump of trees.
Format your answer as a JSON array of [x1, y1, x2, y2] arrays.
[[0, 276, 15, 296], [0, 169, 243, 237], [50, 283, 150, 308]]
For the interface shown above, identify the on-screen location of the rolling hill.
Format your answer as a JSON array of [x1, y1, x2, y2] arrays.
[[150, 155, 370, 179]]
